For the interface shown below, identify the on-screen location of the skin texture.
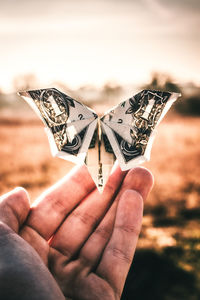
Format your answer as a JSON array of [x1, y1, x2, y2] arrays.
[[0, 164, 153, 300]]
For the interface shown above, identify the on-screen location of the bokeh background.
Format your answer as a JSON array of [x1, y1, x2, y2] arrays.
[[0, 0, 200, 299]]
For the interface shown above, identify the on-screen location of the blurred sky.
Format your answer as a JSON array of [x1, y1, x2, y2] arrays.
[[0, 0, 200, 92]]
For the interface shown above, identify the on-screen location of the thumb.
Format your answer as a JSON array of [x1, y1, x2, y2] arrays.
[[0, 188, 30, 233]]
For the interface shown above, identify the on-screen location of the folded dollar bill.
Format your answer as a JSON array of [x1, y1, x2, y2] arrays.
[[18, 88, 180, 192]]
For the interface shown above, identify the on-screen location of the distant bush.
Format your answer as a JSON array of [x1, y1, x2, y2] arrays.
[[174, 94, 200, 116], [142, 72, 182, 94]]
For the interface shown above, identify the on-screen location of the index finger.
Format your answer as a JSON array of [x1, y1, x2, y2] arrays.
[[23, 164, 95, 240]]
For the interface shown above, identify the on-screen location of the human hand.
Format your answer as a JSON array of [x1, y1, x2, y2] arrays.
[[0, 164, 153, 300]]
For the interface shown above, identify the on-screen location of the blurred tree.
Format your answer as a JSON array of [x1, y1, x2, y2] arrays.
[[142, 72, 181, 93], [101, 81, 123, 102], [175, 94, 200, 116]]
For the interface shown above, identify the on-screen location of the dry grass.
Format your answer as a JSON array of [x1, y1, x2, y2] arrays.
[[146, 114, 200, 207]]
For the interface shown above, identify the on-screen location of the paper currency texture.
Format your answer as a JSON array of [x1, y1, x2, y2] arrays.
[[18, 88, 180, 192]]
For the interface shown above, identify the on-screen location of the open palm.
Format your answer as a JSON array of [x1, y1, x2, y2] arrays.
[[0, 165, 153, 300]]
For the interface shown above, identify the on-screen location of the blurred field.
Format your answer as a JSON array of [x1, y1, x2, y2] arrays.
[[0, 106, 200, 299]]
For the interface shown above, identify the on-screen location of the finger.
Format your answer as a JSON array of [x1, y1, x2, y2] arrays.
[[22, 164, 96, 240], [0, 188, 30, 232], [49, 164, 127, 258], [97, 167, 153, 238], [96, 190, 143, 298], [77, 167, 153, 271]]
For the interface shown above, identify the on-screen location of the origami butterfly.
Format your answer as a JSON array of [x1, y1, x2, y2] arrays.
[[19, 88, 180, 191]]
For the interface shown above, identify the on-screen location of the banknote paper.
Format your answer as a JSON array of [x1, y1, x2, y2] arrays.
[[18, 88, 180, 192]]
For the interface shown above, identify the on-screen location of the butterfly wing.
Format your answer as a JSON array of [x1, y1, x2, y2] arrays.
[[101, 89, 180, 171], [18, 88, 98, 165]]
